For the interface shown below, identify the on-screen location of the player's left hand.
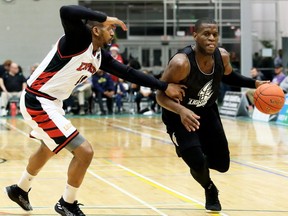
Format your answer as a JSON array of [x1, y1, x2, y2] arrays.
[[256, 80, 270, 88], [104, 16, 127, 31], [165, 83, 186, 102]]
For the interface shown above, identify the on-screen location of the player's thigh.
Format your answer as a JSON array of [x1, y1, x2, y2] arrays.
[[170, 123, 201, 156], [199, 106, 230, 170], [20, 91, 79, 153]]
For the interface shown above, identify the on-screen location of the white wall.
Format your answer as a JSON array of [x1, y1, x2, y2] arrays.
[[252, 1, 288, 53], [0, 0, 77, 77], [277, 1, 288, 49], [252, 2, 276, 53]]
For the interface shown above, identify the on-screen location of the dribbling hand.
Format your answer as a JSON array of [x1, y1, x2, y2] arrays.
[[255, 80, 270, 88]]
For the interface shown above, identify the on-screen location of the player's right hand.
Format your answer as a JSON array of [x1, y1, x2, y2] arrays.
[[255, 80, 270, 88], [178, 107, 200, 132], [104, 16, 127, 31]]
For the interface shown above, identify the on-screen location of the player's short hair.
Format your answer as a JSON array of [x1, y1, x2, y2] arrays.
[[194, 18, 217, 32], [85, 20, 103, 30]]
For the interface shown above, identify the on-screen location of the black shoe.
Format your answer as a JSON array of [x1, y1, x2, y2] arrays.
[[55, 197, 85, 216], [205, 182, 221, 212], [5, 184, 33, 211]]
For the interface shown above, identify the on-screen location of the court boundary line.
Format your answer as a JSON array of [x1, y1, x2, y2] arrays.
[[86, 118, 172, 145], [111, 118, 165, 133], [87, 170, 168, 216], [247, 162, 288, 175]]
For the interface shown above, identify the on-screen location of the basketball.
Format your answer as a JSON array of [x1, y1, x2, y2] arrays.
[[253, 83, 285, 114]]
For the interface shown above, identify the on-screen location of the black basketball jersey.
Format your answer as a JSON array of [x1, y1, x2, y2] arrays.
[[162, 45, 225, 131]]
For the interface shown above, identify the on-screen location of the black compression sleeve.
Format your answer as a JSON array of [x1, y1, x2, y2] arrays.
[[222, 71, 256, 88], [100, 50, 168, 91], [60, 5, 107, 25], [59, 5, 107, 56]]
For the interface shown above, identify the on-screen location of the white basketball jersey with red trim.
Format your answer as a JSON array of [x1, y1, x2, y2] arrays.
[[27, 40, 101, 100]]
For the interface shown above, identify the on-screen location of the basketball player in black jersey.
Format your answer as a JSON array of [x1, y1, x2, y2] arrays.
[[156, 18, 269, 212], [5, 5, 185, 216]]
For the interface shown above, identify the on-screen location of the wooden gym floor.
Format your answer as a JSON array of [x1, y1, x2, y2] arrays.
[[0, 114, 287, 216]]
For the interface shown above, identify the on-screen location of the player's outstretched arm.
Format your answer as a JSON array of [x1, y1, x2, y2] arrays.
[[100, 50, 186, 101], [220, 48, 269, 88]]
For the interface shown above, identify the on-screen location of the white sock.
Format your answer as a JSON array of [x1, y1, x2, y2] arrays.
[[17, 169, 35, 192], [63, 184, 78, 204]]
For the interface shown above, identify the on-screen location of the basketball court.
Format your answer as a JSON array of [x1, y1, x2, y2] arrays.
[[0, 114, 287, 215]]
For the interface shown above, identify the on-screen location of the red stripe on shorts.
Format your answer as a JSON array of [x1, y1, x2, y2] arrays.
[[38, 120, 58, 130], [45, 128, 65, 138], [26, 108, 46, 116], [27, 107, 65, 141]]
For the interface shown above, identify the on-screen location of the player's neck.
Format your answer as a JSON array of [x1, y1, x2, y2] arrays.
[[92, 39, 101, 53], [195, 50, 213, 63]]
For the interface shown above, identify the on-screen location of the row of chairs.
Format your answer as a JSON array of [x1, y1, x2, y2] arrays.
[[66, 93, 154, 115]]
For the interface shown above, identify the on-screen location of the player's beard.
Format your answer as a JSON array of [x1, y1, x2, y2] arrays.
[[98, 29, 113, 48], [103, 37, 114, 49], [103, 43, 109, 49]]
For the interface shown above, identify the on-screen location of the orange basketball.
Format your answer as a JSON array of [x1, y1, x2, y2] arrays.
[[253, 83, 285, 114]]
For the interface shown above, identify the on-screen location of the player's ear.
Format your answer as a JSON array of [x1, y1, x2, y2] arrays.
[[92, 26, 101, 37], [192, 32, 197, 39]]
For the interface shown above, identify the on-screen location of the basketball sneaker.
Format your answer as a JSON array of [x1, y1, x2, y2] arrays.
[[5, 184, 33, 211], [205, 182, 221, 212], [54, 197, 85, 216]]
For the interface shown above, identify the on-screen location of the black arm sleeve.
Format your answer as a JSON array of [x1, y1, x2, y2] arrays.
[[59, 5, 107, 56], [222, 71, 256, 88], [100, 50, 168, 91]]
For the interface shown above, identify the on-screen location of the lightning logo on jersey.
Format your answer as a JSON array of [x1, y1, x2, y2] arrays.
[[188, 80, 213, 107]]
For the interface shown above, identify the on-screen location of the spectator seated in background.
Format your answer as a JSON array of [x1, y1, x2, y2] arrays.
[[92, 69, 115, 115], [271, 63, 286, 86], [114, 78, 128, 114], [246, 67, 265, 106], [109, 43, 124, 83], [280, 76, 288, 94], [26, 63, 39, 80], [0, 62, 27, 116], [0, 60, 12, 104], [72, 78, 93, 115], [126, 59, 141, 113], [0, 59, 12, 77], [134, 70, 157, 114], [274, 49, 283, 67]]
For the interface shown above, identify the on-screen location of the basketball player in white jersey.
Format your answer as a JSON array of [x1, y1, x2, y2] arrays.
[[5, 5, 185, 216]]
